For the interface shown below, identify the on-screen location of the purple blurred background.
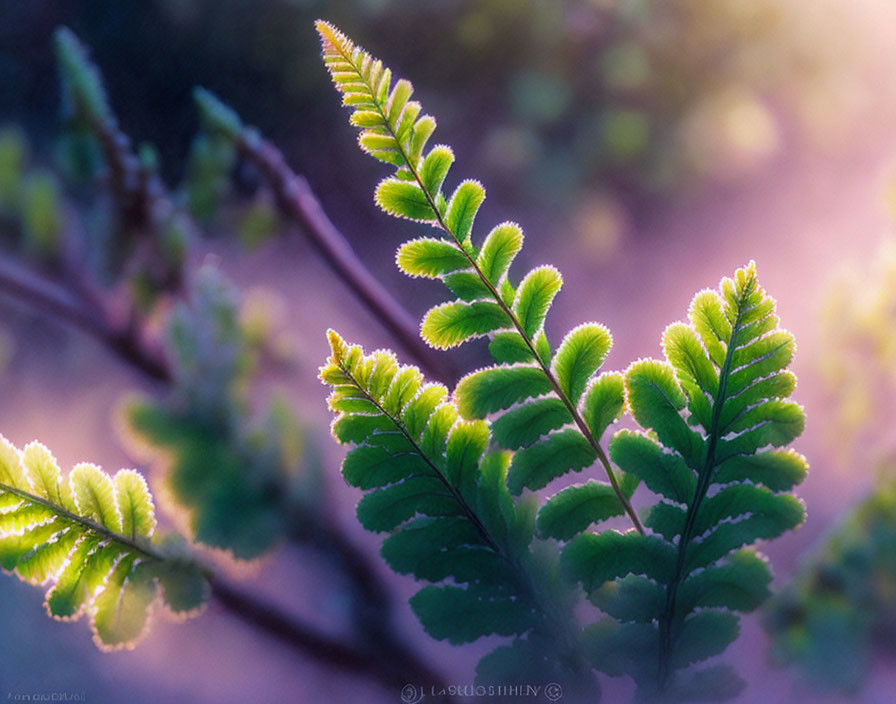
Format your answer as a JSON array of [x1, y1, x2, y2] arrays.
[[3, 1, 896, 702]]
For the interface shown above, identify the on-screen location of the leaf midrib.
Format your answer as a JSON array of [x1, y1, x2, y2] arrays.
[[0, 480, 160, 563], [657, 281, 753, 685]]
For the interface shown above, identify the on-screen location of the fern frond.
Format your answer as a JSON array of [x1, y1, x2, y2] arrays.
[[321, 330, 598, 693], [562, 262, 807, 699], [0, 436, 208, 650], [317, 21, 641, 531]]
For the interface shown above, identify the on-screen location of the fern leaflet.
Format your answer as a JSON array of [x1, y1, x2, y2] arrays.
[[317, 21, 641, 532], [562, 262, 807, 699], [0, 435, 208, 650]]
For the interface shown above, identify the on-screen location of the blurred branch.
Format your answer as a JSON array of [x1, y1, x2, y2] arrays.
[[0, 256, 170, 382], [209, 575, 450, 696], [238, 132, 454, 382], [192, 94, 453, 383]]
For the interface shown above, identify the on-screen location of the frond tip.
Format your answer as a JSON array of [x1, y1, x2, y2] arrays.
[[0, 435, 208, 651]]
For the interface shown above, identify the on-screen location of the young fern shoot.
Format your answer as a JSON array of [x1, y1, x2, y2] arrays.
[[321, 331, 598, 695], [563, 263, 807, 699], [0, 435, 208, 650], [316, 21, 642, 534]]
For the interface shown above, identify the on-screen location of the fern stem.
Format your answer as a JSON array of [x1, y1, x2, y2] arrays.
[[234, 131, 455, 383], [657, 288, 750, 689]]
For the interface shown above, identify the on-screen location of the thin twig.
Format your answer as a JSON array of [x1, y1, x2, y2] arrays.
[[235, 131, 455, 383], [0, 256, 170, 383]]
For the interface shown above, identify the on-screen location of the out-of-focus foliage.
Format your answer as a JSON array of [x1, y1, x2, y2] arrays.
[[766, 218, 896, 693], [161, 0, 847, 202], [122, 266, 315, 559], [819, 237, 896, 462], [54, 27, 189, 303], [0, 128, 63, 259], [1, 0, 853, 267], [0, 435, 208, 651], [34, 28, 317, 561], [766, 464, 896, 693], [185, 88, 287, 250]]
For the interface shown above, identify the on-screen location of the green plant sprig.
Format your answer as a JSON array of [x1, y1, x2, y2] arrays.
[[562, 262, 808, 698], [317, 20, 642, 533], [321, 331, 599, 694], [0, 435, 207, 651]]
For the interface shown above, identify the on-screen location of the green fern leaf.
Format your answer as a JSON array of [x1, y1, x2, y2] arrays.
[[562, 531, 677, 593], [375, 179, 435, 221], [610, 430, 696, 504], [678, 549, 772, 613], [507, 429, 595, 495], [321, 330, 598, 691], [455, 365, 553, 418], [513, 266, 563, 338], [491, 398, 570, 450], [411, 584, 534, 645], [672, 612, 740, 669], [421, 301, 510, 349], [553, 324, 613, 403], [563, 262, 807, 696], [0, 435, 207, 650], [445, 180, 486, 243], [397, 237, 469, 278], [590, 575, 664, 624]]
